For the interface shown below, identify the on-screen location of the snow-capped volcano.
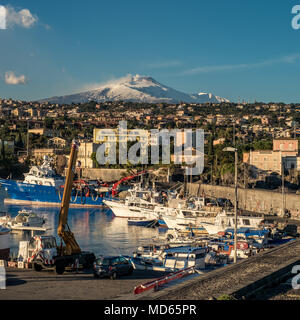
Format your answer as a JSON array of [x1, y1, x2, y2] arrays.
[[40, 74, 229, 104]]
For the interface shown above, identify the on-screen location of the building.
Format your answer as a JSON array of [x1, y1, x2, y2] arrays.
[[28, 128, 55, 137], [273, 139, 298, 154], [93, 128, 149, 146], [243, 139, 300, 174], [0, 140, 15, 154], [213, 138, 225, 146], [247, 150, 282, 173], [49, 137, 67, 149], [77, 142, 100, 168], [32, 148, 55, 160], [27, 108, 37, 117]]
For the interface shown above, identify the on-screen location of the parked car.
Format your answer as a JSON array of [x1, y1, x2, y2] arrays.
[[93, 255, 133, 279]]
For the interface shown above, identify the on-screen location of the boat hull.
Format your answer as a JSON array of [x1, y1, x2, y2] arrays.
[[103, 199, 156, 218], [0, 228, 10, 260], [0, 179, 104, 208], [128, 219, 157, 227]]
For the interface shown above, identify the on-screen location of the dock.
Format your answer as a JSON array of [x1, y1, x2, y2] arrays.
[[138, 239, 300, 300], [10, 226, 47, 236]]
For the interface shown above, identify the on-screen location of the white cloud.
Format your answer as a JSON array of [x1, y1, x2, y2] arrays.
[[182, 54, 300, 75], [6, 6, 38, 28], [79, 74, 133, 92], [5, 71, 27, 85], [0, 5, 6, 29]]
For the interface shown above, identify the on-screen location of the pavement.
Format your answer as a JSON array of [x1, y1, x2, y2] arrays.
[[0, 268, 169, 300]]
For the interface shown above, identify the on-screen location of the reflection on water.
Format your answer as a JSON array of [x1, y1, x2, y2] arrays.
[[5, 204, 165, 257]]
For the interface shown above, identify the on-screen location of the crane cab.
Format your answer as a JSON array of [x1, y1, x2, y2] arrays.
[[18, 235, 95, 274], [18, 235, 58, 271]]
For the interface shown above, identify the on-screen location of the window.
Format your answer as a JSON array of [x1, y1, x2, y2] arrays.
[[96, 258, 111, 265], [120, 257, 128, 264], [42, 237, 56, 249], [112, 258, 120, 265], [243, 219, 250, 226], [29, 238, 36, 250]]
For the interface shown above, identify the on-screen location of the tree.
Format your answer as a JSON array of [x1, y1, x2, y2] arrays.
[[15, 131, 24, 149], [44, 118, 54, 129], [91, 152, 100, 168]]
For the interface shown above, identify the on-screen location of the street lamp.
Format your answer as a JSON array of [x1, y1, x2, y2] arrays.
[[223, 146, 238, 263]]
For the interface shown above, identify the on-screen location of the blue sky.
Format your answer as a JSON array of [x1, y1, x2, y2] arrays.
[[0, 0, 300, 102]]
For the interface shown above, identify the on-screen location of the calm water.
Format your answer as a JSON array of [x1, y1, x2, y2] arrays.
[[4, 204, 166, 258]]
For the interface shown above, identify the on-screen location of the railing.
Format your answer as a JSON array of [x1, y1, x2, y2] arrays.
[[133, 266, 196, 295]]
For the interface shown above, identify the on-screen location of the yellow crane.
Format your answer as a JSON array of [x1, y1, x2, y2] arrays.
[[25, 141, 95, 274], [57, 141, 82, 256]]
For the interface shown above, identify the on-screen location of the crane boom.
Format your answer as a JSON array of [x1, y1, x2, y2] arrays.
[[57, 141, 81, 255], [111, 170, 147, 196]]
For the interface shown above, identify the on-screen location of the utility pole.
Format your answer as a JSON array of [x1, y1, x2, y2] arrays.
[[223, 147, 238, 263], [233, 123, 236, 146], [27, 121, 29, 156], [244, 163, 246, 189], [234, 149, 238, 263], [281, 153, 285, 217]]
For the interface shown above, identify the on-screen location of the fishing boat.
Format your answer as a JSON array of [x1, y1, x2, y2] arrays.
[[0, 156, 105, 207]]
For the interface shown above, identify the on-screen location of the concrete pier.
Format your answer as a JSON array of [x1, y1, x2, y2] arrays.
[[141, 239, 300, 300]]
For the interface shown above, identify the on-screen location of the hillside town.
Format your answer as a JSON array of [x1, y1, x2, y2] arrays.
[[0, 98, 300, 190]]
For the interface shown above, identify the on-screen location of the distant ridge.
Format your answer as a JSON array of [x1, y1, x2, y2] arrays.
[[39, 74, 230, 104]]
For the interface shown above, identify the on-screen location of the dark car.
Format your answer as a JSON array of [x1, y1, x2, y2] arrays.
[[93, 256, 133, 280]]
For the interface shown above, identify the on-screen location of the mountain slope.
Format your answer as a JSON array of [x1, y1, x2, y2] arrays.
[[40, 74, 229, 104]]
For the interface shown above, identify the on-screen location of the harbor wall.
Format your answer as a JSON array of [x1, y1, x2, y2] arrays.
[[187, 183, 300, 220], [80, 168, 128, 182]]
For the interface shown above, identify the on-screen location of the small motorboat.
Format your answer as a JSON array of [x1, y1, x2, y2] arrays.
[[127, 218, 158, 227], [6, 210, 45, 228], [128, 256, 167, 271]]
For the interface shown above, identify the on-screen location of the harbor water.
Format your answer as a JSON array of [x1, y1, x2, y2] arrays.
[[4, 204, 165, 258]]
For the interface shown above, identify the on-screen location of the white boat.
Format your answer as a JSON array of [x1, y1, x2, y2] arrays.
[[0, 184, 10, 260], [0, 225, 10, 260], [23, 155, 64, 188], [103, 185, 161, 218], [5, 210, 45, 229], [104, 183, 223, 227], [162, 246, 207, 270], [131, 245, 207, 271], [201, 212, 264, 235]]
